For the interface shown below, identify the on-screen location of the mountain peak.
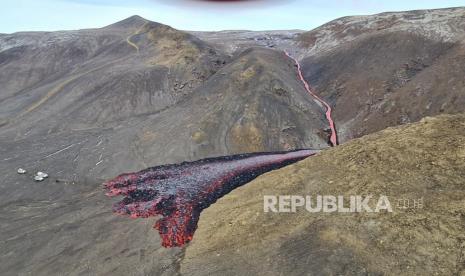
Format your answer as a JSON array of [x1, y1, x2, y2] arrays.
[[105, 15, 149, 29]]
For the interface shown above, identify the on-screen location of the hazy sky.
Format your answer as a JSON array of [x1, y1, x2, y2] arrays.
[[1, 0, 464, 33]]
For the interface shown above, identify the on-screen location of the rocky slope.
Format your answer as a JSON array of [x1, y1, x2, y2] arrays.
[[195, 7, 465, 142], [299, 7, 465, 141], [298, 7, 465, 58], [182, 113, 465, 275], [0, 15, 227, 133]]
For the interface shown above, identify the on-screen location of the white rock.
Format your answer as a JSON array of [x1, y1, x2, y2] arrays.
[[34, 175, 44, 182], [37, 172, 48, 178], [17, 168, 27, 174]]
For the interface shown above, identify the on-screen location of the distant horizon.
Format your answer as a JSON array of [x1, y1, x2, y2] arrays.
[[1, 1, 464, 34]]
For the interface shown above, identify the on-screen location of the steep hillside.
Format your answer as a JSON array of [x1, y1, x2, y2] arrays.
[[192, 8, 465, 142], [299, 7, 465, 141], [125, 47, 328, 159], [298, 7, 465, 58], [182, 113, 465, 275], [0, 16, 227, 134]]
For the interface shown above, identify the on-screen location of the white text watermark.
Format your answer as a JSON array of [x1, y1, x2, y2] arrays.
[[263, 195, 424, 213]]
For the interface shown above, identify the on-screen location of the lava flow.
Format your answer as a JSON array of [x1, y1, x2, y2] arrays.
[[104, 150, 318, 247], [284, 51, 338, 146], [105, 51, 338, 248]]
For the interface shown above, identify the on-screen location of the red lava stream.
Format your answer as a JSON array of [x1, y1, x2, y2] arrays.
[[104, 150, 318, 247], [284, 51, 338, 146], [104, 50, 339, 247]]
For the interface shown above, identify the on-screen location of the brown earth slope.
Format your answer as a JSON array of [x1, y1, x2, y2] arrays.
[[182, 113, 465, 275]]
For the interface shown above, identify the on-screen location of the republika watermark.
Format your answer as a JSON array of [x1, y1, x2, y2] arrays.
[[263, 195, 424, 213]]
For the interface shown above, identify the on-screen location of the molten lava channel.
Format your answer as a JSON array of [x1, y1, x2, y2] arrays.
[[104, 150, 317, 247]]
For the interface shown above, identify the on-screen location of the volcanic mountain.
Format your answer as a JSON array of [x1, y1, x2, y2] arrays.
[[195, 7, 465, 142], [0, 15, 327, 275], [1, 7, 464, 276], [0, 16, 330, 203], [297, 7, 465, 141]]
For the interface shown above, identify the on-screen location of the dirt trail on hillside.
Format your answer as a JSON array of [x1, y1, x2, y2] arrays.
[[126, 20, 149, 53]]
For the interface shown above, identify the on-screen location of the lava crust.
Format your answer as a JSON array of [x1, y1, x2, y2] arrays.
[[104, 149, 317, 247]]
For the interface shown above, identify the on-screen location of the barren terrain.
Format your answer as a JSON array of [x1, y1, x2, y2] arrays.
[[1, 7, 464, 275]]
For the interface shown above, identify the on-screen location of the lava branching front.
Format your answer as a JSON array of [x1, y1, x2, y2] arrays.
[[104, 149, 318, 247]]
